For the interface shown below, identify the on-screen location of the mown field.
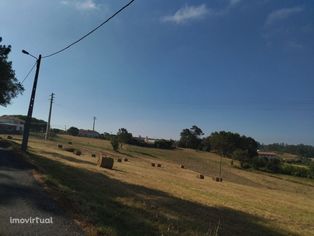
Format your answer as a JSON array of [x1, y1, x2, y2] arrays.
[[3, 134, 314, 236]]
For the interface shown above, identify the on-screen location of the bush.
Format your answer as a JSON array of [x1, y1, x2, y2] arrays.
[[154, 139, 175, 149], [281, 164, 309, 177], [266, 158, 281, 173], [111, 137, 119, 151]]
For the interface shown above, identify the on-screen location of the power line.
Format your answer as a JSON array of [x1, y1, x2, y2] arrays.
[[21, 62, 36, 84], [43, 0, 135, 59]]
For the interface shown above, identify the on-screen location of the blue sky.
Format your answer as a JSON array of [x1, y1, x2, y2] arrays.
[[1, 0, 314, 144]]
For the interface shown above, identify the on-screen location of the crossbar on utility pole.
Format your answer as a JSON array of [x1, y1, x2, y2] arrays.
[[21, 54, 42, 152], [45, 93, 55, 140]]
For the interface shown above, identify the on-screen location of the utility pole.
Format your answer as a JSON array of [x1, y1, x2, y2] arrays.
[[45, 93, 55, 140], [21, 54, 42, 151], [93, 116, 96, 131]]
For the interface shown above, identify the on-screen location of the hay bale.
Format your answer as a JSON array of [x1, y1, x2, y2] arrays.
[[157, 164, 162, 168], [151, 163, 155, 167], [68, 141, 73, 145], [214, 177, 223, 182], [117, 158, 122, 162], [74, 150, 82, 156], [180, 164, 185, 169], [91, 153, 96, 158], [98, 156, 114, 169], [124, 158, 128, 162], [57, 144, 63, 149], [199, 174, 204, 179], [7, 136, 13, 140]]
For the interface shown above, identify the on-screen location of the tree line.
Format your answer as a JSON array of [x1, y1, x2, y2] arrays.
[[260, 143, 314, 158]]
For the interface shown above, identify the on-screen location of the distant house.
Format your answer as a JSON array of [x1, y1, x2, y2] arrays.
[[0, 115, 24, 134], [144, 136, 158, 144], [79, 129, 100, 138], [257, 151, 278, 159]]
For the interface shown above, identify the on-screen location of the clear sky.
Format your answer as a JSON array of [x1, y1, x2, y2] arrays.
[[1, 0, 313, 145]]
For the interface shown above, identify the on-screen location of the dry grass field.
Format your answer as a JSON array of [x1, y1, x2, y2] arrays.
[[3, 134, 314, 236]]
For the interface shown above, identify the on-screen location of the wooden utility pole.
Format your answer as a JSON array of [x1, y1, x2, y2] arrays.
[[45, 93, 55, 140], [93, 116, 96, 131]]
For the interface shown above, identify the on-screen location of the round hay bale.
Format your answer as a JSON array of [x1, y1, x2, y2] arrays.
[[91, 153, 96, 158], [151, 163, 155, 167], [57, 144, 63, 148], [199, 174, 204, 179], [180, 164, 185, 169], [68, 141, 73, 145], [98, 156, 114, 169], [157, 164, 162, 168], [117, 158, 122, 162], [124, 158, 128, 162], [74, 150, 82, 156], [7, 136, 13, 140]]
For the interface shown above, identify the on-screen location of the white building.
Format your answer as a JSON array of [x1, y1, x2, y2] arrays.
[[0, 115, 25, 134]]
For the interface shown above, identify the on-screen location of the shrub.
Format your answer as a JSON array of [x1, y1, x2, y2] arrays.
[[111, 137, 119, 151], [266, 158, 281, 173]]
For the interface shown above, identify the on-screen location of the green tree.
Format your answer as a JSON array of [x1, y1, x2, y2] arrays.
[[117, 128, 132, 147], [0, 37, 24, 106], [67, 127, 79, 136], [179, 125, 203, 149], [232, 149, 250, 168], [111, 136, 119, 151]]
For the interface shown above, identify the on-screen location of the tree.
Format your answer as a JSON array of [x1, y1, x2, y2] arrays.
[[67, 127, 79, 136], [116, 128, 132, 147], [0, 37, 24, 106], [179, 125, 203, 149], [111, 136, 119, 151], [232, 149, 250, 168]]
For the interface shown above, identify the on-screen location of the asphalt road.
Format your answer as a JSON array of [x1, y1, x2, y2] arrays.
[[0, 149, 84, 236]]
